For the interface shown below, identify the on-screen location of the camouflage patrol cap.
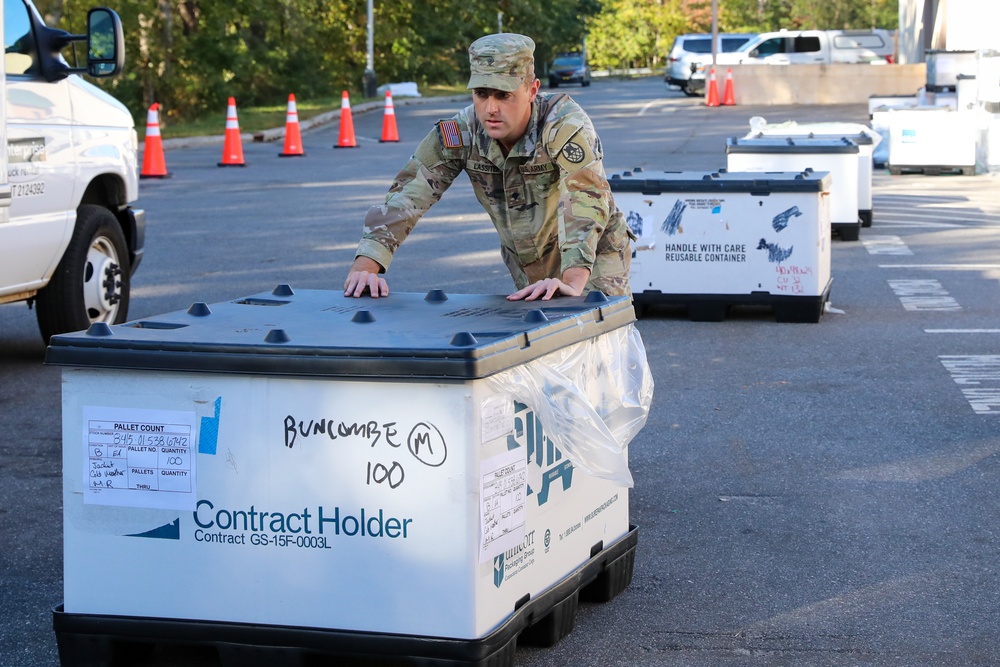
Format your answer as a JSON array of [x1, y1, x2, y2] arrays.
[[467, 33, 535, 92]]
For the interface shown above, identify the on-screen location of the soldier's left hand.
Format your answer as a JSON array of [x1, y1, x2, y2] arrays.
[[507, 278, 581, 301]]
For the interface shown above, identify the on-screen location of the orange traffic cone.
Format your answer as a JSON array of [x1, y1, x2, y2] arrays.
[[218, 97, 246, 167], [140, 103, 171, 179], [279, 93, 306, 157], [722, 68, 736, 106], [705, 68, 720, 107], [334, 91, 359, 148], [379, 89, 400, 143]]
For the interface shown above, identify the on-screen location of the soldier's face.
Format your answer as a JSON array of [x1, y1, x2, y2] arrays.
[[473, 79, 541, 152]]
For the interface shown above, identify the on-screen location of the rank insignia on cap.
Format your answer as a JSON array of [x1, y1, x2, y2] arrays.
[[439, 120, 463, 148]]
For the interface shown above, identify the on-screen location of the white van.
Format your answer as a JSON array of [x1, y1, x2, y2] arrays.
[[665, 33, 757, 96], [0, 0, 143, 343], [717, 29, 895, 66]]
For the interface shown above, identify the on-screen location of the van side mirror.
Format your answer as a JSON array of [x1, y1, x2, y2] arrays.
[[87, 8, 124, 77], [34, 6, 124, 81]]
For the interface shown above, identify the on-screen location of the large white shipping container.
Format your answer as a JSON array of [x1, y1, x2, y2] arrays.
[[611, 170, 832, 323], [887, 107, 977, 174], [726, 136, 860, 241], [48, 289, 652, 666], [743, 123, 878, 226]]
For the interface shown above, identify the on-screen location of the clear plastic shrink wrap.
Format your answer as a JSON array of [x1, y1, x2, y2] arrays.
[[488, 324, 653, 488]]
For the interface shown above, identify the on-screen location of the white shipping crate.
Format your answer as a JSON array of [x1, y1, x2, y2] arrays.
[[887, 107, 977, 175], [977, 50, 1000, 104], [868, 94, 919, 116], [871, 109, 893, 167], [956, 74, 978, 112], [47, 289, 652, 666], [726, 136, 860, 241], [743, 125, 877, 226], [925, 49, 978, 91], [611, 170, 832, 323]]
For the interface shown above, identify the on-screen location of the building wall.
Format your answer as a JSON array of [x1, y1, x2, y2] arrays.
[[898, 0, 1000, 64]]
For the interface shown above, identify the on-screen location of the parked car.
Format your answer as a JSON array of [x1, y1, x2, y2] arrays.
[[548, 54, 591, 88], [665, 33, 756, 96], [715, 29, 895, 66]]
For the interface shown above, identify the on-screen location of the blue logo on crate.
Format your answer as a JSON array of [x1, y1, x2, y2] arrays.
[[506, 401, 573, 506], [772, 205, 802, 232], [198, 397, 222, 455], [126, 518, 180, 540], [494, 553, 505, 588]]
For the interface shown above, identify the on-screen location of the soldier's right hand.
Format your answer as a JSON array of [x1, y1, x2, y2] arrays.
[[344, 257, 389, 298]]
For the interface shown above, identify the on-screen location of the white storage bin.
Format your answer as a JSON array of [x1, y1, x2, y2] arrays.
[[611, 169, 832, 323], [887, 107, 977, 175], [868, 94, 919, 117], [956, 74, 978, 112], [47, 288, 652, 666], [726, 136, 860, 241], [744, 124, 877, 227], [925, 49, 978, 92]]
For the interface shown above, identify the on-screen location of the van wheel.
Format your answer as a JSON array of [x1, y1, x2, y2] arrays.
[[682, 85, 701, 97], [35, 205, 130, 343]]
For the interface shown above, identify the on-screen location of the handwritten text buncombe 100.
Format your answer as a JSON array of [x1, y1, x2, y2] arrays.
[[192, 499, 413, 549]]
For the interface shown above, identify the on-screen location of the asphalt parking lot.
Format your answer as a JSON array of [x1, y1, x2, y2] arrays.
[[2, 77, 1000, 666]]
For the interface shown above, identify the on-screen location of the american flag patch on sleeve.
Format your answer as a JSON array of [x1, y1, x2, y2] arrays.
[[439, 120, 463, 148]]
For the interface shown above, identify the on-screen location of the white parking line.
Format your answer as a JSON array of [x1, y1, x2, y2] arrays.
[[871, 220, 963, 229], [940, 355, 1000, 414], [888, 279, 961, 311], [926, 329, 1000, 333], [879, 264, 1000, 270], [638, 101, 658, 116], [863, 235, 913, 255]]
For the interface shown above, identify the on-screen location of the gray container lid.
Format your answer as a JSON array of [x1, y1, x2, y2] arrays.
[[44, 288, 635, 380], [609, 169, 832, 194], [726, 136, 861, 154], [749, 131, 874, 146]]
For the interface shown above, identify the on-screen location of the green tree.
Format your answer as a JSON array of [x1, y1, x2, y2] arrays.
[[588, 0, 685, 71], [29, 0, 899, 128]]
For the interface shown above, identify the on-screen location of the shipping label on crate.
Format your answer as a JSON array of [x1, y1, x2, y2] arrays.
[[478, 448, 527, 563], [622, 191, 827, 296], [82, 406, 198, 510]]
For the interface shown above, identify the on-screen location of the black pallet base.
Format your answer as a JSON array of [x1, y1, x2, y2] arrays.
[[860, 209, 873, 228], [832, 221, 861, 242], [53, 527, 638, 667], [888, 164, 975, 176], [634, 282, 831, 323]]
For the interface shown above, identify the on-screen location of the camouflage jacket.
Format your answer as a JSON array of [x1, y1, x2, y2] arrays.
[[355, 93, 632, 296]]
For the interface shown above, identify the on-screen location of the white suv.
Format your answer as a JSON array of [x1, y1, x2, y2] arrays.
[[665, 33, 756, 96]]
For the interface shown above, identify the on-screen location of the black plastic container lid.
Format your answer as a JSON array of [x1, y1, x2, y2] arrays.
[[45, 288, 635, 380], [726, 136, 861, 154], [751, 131, 874, 146], [609, 169, 832, 194]]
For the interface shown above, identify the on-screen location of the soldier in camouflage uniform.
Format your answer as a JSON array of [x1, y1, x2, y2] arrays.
[[344, 33, 633, 301]]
